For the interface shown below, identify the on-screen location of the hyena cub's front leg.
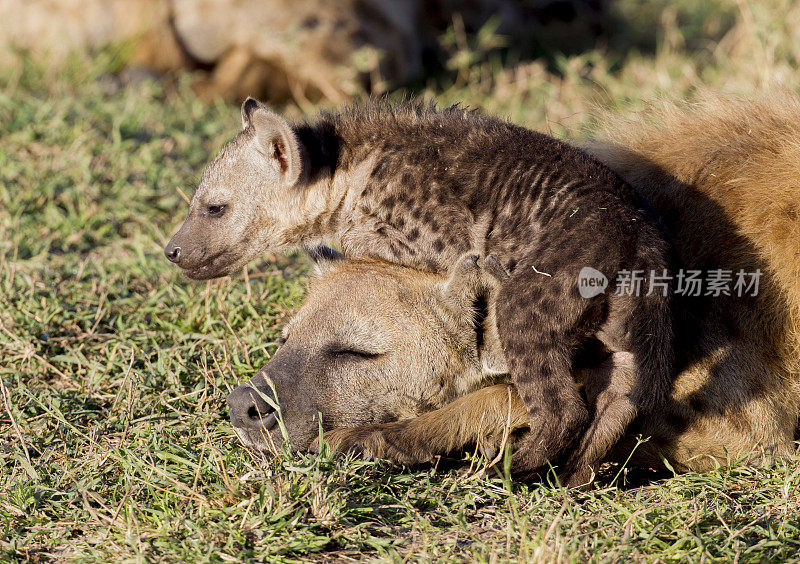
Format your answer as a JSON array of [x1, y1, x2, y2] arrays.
[[495, 258, 591, 476], [495, 239, 673, 487]]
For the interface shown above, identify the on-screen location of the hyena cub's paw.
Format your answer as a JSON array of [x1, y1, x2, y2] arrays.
[[509, 418, 584, 474], [509, 409, 590, 483], [508, 433, 552, 475], [558, 462, 596, 490], [315, 426, 433, 466]]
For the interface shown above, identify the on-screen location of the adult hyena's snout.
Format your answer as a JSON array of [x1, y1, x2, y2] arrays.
[[227, 384, 278, 432], [226, 348, 325, 451], [226, 380, 283, 450]]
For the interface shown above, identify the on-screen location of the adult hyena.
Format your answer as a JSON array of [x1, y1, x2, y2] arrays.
[[166, 99, 676, 485], [320, 91, 800, 472], [226, 248, 795, 479]]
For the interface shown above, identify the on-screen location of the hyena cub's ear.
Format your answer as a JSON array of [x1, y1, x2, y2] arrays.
[[241, 97, 261, 130], [240, 97, 303, 186]]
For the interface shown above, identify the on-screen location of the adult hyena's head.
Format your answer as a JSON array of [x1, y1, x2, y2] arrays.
[[226, 250, 509, 452], [165, 98, 307, 279]]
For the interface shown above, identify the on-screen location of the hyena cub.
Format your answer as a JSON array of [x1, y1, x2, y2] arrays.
[[166, 98, 676, 484]]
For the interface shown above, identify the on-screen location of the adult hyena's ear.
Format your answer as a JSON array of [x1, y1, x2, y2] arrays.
[[308, 245, 345, 275], [482, 254, 510, 283], [440, 254, 509, 307], [241, 97, 303, 186], [476, 255, 509, 375], [440, 254, 509, 375], [440, 254, 483, 313]]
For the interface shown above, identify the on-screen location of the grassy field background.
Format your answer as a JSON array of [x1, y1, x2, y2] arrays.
[[3, 0, 800, 561]]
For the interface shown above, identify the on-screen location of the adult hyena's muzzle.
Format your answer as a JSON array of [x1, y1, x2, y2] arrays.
[[226, 383, 279, 449]]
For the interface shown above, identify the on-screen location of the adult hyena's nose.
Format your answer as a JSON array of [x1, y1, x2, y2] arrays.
[[164, 241, 182, 264], [226, 384, 278, 431]]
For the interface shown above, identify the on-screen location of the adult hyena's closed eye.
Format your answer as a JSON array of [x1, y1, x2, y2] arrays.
[[170, 98, 677, 483]]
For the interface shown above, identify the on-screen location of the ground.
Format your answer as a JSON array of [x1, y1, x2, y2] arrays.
[[3, 0, 800, 561]]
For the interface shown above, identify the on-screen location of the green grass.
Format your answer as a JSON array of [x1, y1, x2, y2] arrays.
[[3, 1, 800, 560]]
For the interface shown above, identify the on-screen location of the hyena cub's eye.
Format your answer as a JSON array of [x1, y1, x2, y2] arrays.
[[206, 204, 227, 217]]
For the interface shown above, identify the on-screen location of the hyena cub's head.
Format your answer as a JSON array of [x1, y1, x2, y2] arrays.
[[165, 98, 308, 279], [226, 251, 510, 452]]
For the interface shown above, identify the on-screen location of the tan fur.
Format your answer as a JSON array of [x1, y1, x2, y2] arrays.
[[588, 92, 800, 336], [583, 91, 800, 469]]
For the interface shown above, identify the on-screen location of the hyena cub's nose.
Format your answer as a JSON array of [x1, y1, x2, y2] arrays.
[[164, 241, 182, 264], [226, 385, 278, 431]]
